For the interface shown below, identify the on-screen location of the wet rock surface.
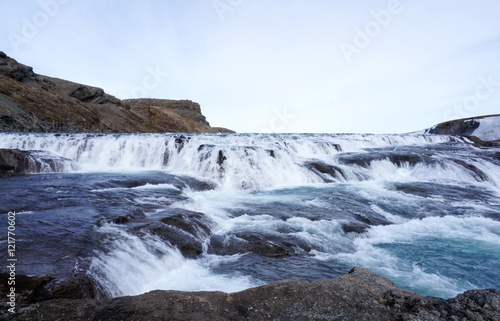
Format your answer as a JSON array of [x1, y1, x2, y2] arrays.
[[305, 161, 346, 181], [5, 267, 500, 321], [134, 210, 215, 259], [337, 152, 429, 168], [0, 148, 77, 177]]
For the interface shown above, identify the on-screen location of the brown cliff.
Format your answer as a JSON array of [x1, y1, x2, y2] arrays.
[[0, 51, 233, 133]]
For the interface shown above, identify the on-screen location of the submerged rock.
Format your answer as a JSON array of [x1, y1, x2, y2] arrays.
[[337, 152, 427, 168], [453, 159, 489, 181], [208, 232, 311, 257], [136, 210, 214, 258], [340, 221, 371, 234], [8, 267, 500, 321], [305, 161, 346, 181], [465, 135, 500, 148]]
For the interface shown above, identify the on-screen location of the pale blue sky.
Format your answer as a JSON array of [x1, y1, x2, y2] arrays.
[[1, 0, 499, 133]]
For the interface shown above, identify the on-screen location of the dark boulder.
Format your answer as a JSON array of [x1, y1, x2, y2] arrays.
[[136, 211, 214, 258], [0, 272, 101, 305], [305, 161, 346, 181], [238, 233, 290, 257], [177, 176, 217, 191], [145, 223, 204, 258], [69, 85, 107, 104], [427, 119, 481, 136], [465, 135, 500, 148], [0, 52, 35, 81], [160, 212, 212, 238], [453, 159, 489, 181], [208, 232, 312, 257], [341, 221, 371, 234], [337, 152, 427, 168], [174, 135, 189, 152], [353, 213, 392, 227], [0, 149, 78, 177], [216, 150, 227, 166]]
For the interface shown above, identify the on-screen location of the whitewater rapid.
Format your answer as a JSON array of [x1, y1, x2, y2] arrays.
[[0, 132, 482, 189], [1, 132, 499, 299]]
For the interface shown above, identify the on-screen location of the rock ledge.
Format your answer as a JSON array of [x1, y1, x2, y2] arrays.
[[5, 267, 500, 321]]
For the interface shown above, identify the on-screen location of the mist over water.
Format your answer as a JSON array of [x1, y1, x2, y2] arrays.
[[1, 132, 499, 299]]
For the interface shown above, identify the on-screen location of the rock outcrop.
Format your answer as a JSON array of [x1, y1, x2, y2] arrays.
[[0, 148, 78, 177], [0, 52, 233, 133], [5, 267, 499, 321], [423, 114, 500, 146], [124, 98, 234, 133]]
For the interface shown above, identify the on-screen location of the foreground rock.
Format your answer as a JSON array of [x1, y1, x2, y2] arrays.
[[0, 52, 233, 133], [5, 267, 500, 321]]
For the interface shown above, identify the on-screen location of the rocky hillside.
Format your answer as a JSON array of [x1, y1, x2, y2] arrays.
[[0, 52, 233, 133], [423, 114, 500, 145], [5, 267, 500, 321]]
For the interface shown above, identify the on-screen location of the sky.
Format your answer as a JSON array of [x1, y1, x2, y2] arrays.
[[1, 0, 499, 133]]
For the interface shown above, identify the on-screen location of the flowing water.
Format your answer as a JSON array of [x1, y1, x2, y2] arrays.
[[1, 132, 499, 299]]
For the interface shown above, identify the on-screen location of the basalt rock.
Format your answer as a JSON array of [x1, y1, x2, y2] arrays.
[[7, 267, 500, 321], [0, 272, 101, 305], [305, 161, 346, 181], [341, 221, 371, 234], [453, 159, 489, 181], [135, 210, 214, 258], [208, 232, 311, 257], [0, 148, 77, 177], [427, 118, 481, 136], [337, 152, 427, 168], [464, 135, 500, 148]]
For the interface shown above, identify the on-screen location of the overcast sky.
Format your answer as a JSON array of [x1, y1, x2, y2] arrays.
[[1, 0, 499, 133]]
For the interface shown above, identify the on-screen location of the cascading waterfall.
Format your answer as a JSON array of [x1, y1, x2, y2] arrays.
[[0, 132, 471, 188], [1, 132, 499, 299]]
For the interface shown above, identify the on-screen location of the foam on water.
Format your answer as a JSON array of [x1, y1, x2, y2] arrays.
[[473, 116, 500, 141], [0, 132, 465, 190], [2, 132, 499, 299], [91, 183, 179, 192], [335, 215, 500, 298], [89, 224, 259, 296]]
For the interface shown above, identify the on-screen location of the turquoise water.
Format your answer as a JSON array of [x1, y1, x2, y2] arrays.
[[0, 132, 499, 299]]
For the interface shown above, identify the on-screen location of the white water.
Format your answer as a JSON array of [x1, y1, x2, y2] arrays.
[[0, 132, 476, 190], [3, 132, 499, 299], [473, 116, 500, 141], [334, 215, 500, 298], [89, 224, 258, 296]]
